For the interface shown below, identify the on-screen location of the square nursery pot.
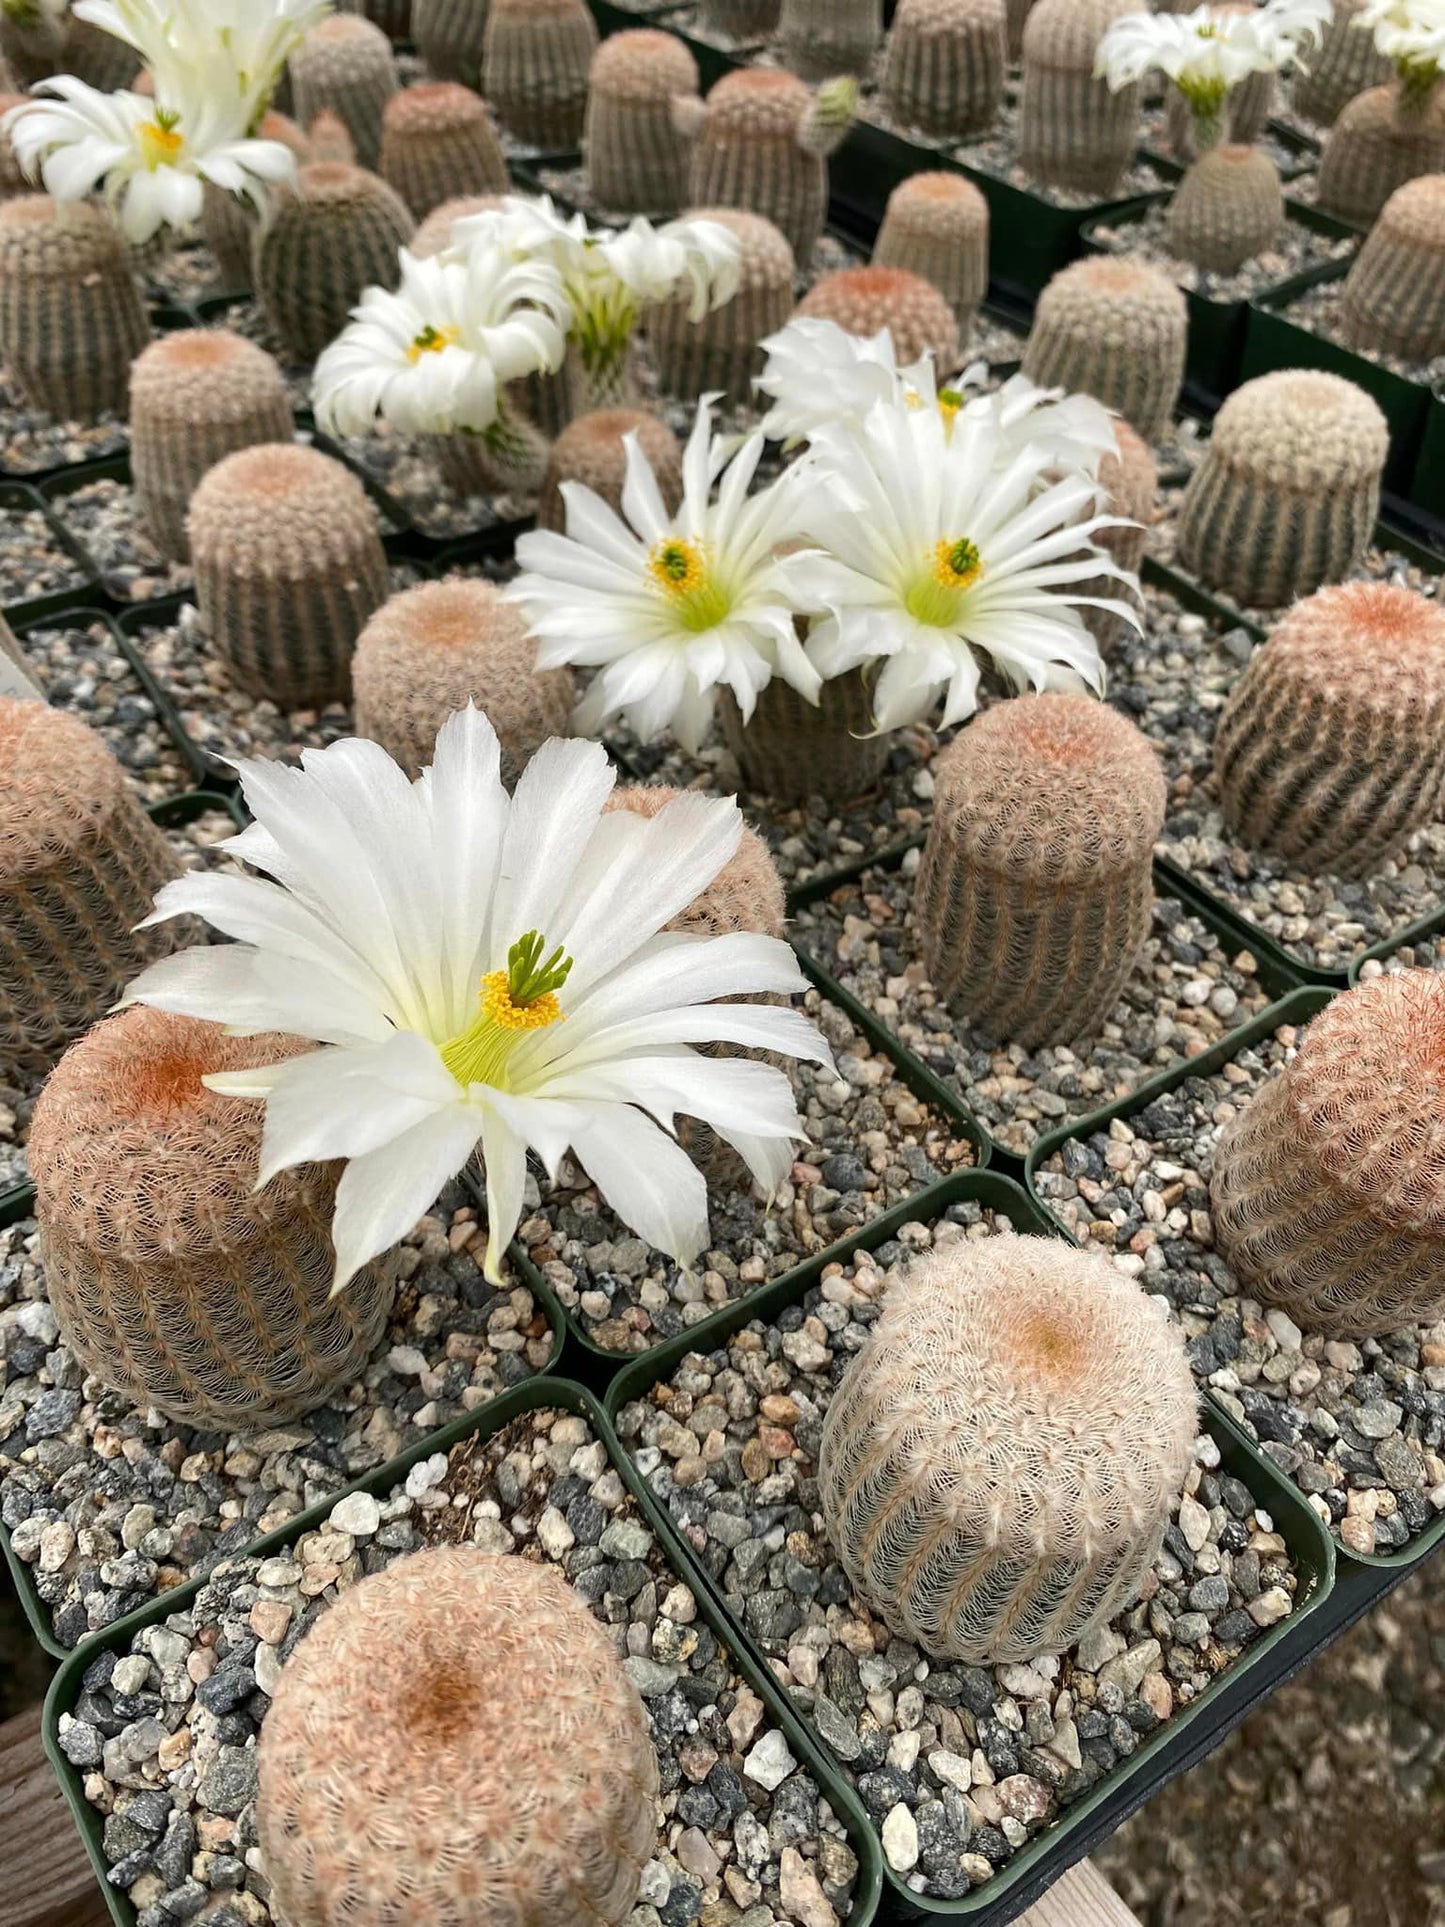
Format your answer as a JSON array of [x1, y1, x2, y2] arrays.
[[1025, 985, 1445, 1577], [603, 1166, 1339, 1923], [40, 1373, 885, 1927]]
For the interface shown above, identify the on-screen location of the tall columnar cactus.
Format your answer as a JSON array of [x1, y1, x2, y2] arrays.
[[720, 671, 891, 804], [413, 0, 491, 88], [256, 163, 415, 365], [648, 206, 794, 405], [1175, 370, 1389, 610], [1211, 972, 1445, 1337], [0, 196, 150, 423], [537, 407, 684, 533], [871, 171, 989, 337], [257, 1548, 660, 1927], [189, 444, 390, 709], [686, 68, 854, 268], [1167, 142, 1284, 273], [1020, 256, 1187, 444], [818, 1232, 1198, 1662], [1340, 172, 1445, 359], [584, 29, 700, 215], [1213, 582, 1445, 877], [0, 700, 179, 1077], [378, 80, 508, 218], [352, 579, 575, 781], [289, 13, 400, 172], [483, 0, 598, 150], [1292, 0, 1393, 127], [130, 331, 294, 563], [796, 264, 961, 369], [201, 112, 312, 290], [882, 0, 1008, 140], [916, 694, 1166, 1046], [700, 0, 782, 37], [777, 0, 882, 80], [29, 1008, 397, 1428], [1318, 79, 1445, 225], [1019, 0, 1143, 199], [1079, 419, 1155, 654]]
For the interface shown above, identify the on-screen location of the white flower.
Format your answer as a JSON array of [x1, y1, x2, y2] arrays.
[[1097, 1, 1330, 118], [123, 708, 833, 1291], [787, 399, 1136, 734], [74, 0, 328, 127], [509, 398, 822, 752], [312, 242, 568, 438], [755, 317, 940, 444], [1354, 0, 1445, 72]]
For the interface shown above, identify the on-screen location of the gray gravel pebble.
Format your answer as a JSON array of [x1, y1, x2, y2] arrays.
[[0, 503, 88, 611], [47, 477, 192, 605], [0, 365, 129, 476]]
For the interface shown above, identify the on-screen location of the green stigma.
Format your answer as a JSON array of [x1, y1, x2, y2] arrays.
[[507, 930, 574, 1007]]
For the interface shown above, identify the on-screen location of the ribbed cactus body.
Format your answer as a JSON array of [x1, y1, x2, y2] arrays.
[[818, 1232, 1198, 1663], [537, 406, 683, 532], [1079, 420, 1154, 655], [30, 1008, 396, 1429], [882, 0, 1007, 141], [1340, 173, 1445, 359], [1318, 80, 1445, 226], [379, 80, 508, 217], [1167, 143, 1284, 272], [1214, 582, 1445, 877], [1006, 0, 1038, 59], [130, 331, 294, 563], [872, 171, 988, 336], [258, 1548, 659, 1927], [289, 13, 399, 171], [916, 695, 1166, 1047], [1019, 0, 1142, 198], [201, 112, 311, 290], [1176, 370, 1388, 610], [796, 263, 960, 368], [0, 197, 150, 423], [1021, 256, 1186, 443], [412, 190, 507, 257], [256, 163, 415, 364], [1, 11, 135, 90], [648, 206, 794, 405], [584, 29, 698, 214], [700, 0, 781, 36], [189, 444, 390, 709], [778, 0, 882, 80], [1292, 0, 1394, 129], [0, 700, 178, 1077], [688, 69, 828, 266], [484, 0, 597, 149], [353, 579, 574, 780], [342, 0, 414, 37], [1211, 973, 1445, 1337], [719, 670, 891, 804], [414, 0, 491, 88]]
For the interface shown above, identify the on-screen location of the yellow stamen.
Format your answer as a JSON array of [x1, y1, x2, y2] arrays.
[[937, 387, 964, 425], [138, 119, 184, 169], [933, 536, 983, 591], [479, 969, 563, 1033], [407, 323, 462, 363], [645, 535, 732, 632], [438, 933, 570, 1090]]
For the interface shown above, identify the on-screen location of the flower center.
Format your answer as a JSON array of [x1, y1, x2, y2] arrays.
[[139, 115, 184, 169], [646, 536, 732, 632], [439, 931, 571, 1091], [408, 323, 462, 363], [904, 537, 984, 627]]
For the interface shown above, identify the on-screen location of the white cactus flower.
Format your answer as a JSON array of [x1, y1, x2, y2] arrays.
[[1097, 1, 1331, 133]]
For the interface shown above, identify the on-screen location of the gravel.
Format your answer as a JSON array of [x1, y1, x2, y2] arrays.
[[63, 1404, 861, 1927], [519, 990, 974, 1354], [1269, 271, 1445, 388], [1, 1186, 558, 1648], [46, 477, 193, 604], [0, 502, 88, 612], [1033, 1021, 1445, 1562], [1361, 939, 1445, 978], [1089, 201, 1354, 300], [0, 364, 129, 477], [615, 1198, 1305, 1900]]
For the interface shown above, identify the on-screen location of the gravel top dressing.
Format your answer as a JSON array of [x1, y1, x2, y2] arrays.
[[0, 366, 130, 476], [48, 478, 193, 605], [523, 991, 974, 1355], [0, 501, 87, 610], [1, 1185, 555, 1649], [616, 1199, 1304, 1900], [1088, 200, 1352, 299], [60, 1404, 862, 1927], [1034, 1024, 1445, 1561]]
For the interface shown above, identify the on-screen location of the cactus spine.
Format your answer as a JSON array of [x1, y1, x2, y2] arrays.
[[1167, 143, 1284, 273], [719, 670, 891, 804], [916, 694, 1166, 1047], [379, 80, 508, 218], [256, 163, 415, 364], [537, 406, 684, 533], [1079, 420, 1155, 654], [882, 0, 1008, 141], [1317, 79, 1445, 226], [648, 206, 794, 406], [1020, 0, 1143, 199], [1340, 172, 1445, 359], [289, 13, 399, 171], [795, 264, 961, 369], [777, 0, 882, 80], [818, 1232, 1198, 1662], [687, 68, 850, 268], [1292, 0, 1393, 128], [585, 29, 699, 216], [871, 170, 989, 337], [0, 197, 150, 422], [483, 0, 598, 150], [1021, 256, 1187, 444], [700, 0, 781, 36], [413, 0, 491, 89]]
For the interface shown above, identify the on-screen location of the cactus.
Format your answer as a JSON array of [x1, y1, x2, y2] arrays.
[[718, 670, 891, 804], [0, 699, 179, 1077], [289, 13, 399, 172], [1340, 172, 1445, 360], [412, 189, 507, 258], [201, 112, 311, 290], [1006, 0, 1038, 59], [1164, 6, 1275, 160], [1020, 0, 1143, 198], [1291, 0, 1393, 128], [1175, 369, 1389, 610], [1020, 255, 1187, 444], [379, 80, 508, 218], [1318, 79, 1445, 226], [795, 264, 960, 370], [1167, 143, 1284, 273], [871, 170, 989, 338], [818, 1230, 1198, 1663], [0, 92, 27, 197], [189, 443, 390, 710], [648, 206, 794, 405], [257, 1547, 659, 1927], [882, 0, 1007, 141], [256, 163, 415, 365], [483, 0, 598, 150], [916, 694, 1166, 1047], [686, 68, 853, 268], [777, 0, 882, 80], [413, 0, 491, 89], [0, 196, 150, 422], [29, 1007, 396, 1428], [1078, 419, 1155, 655], [352, 578, 575, 781], [584, 29, 699, 215], [700, 0, 781, 37], [1211, 972, 1445, 1338], [308, 106, 359, 165], [1, 8, 136, 91], [1213, 581, 1445, 878], [130, 330, 294, 563], [343, 0, 414, 36], [537, 406, 683, 533]]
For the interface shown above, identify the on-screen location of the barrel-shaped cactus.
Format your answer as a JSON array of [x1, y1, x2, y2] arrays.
[[413, 0, 490, 88], [0, 196, 150, 422], [720, 671, 891, 804], [882, 0, 1007, 140], [648, 206, 795, 405], [1167, 143, 1284, 273], [796, 264, 960, 369], [257, 162, 415, 364], [289, 12, 400, 171], [777, 0, 882, 80], [484, 0, 598, 150], [686, 68, 850, 267], [1317, 80, 1445, 226], [871, 171, 989, 337], [1021, 255, 1187, 444], [584, 29, 699, 215], [1019, 0, 1143, 198], [1340, 172, 1445, 360], [379, 80, 508, 218], [201, 111, 311, 289], [1291, 0, 1393, 127], [537, 406, 684, 533]]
